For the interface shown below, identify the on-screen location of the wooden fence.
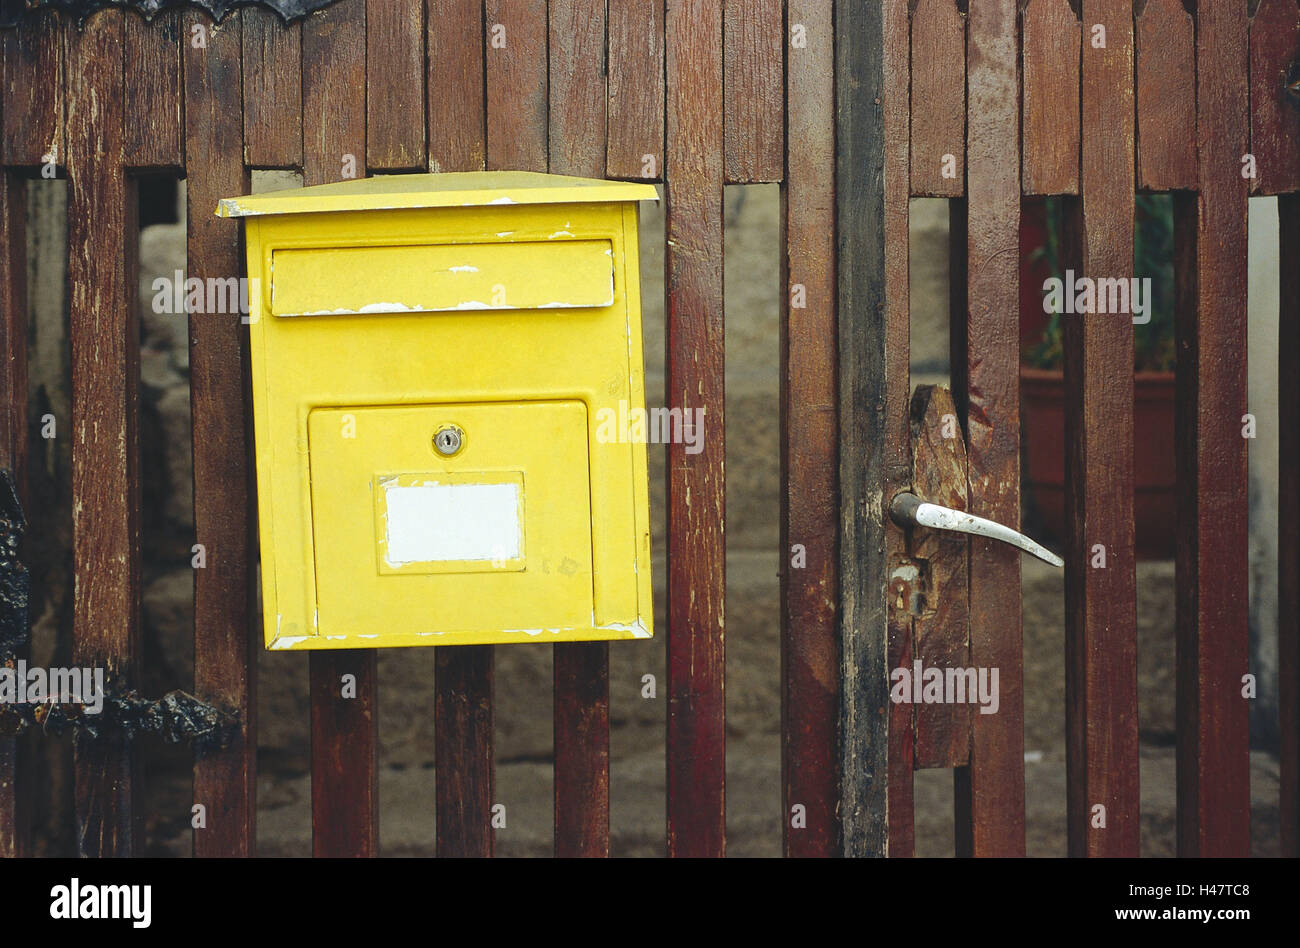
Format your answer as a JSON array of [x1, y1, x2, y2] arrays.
[[0, 0, 1296, 858]]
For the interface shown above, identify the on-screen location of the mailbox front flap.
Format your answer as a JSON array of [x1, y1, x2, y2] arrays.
[[270, 239, 616, 316]]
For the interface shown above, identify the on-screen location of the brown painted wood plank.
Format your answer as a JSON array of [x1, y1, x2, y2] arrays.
[[184, 11, 256, 858], [367, 0, 426, 170], [124, 9, 183, 169], [301, 0, 379, 858], [1174, 0, 1252, 859], [485, 0, 548, 172], [837, 0, 889, 858], [1022, 0, 1079, 196], [1063, 0, 1139, 858], [547, 0, 610, 859], [952, 0, 1023, 858], [309, 653, 378, 856], [65, 11, 139, 858], [0, 168, 28, 859], [303, 0, 366, 185], [782, 0, 837, 858], [2, 9, 62, 168], [242, 7, 303, 169], [882, 0, 914, 858], [910, 0, 965, 197], [435, 646, 494, 857], [665, 0, 726, 858], [909, 386, 971, 771], [607, 0, 665, 180], [549, 0, 607, 182], [1280, 193, 1300, 856], [428, 0, 486, 173], [1136, 0, 1196, 192], [1249, 0, 1300, 195], [724, 0, 783, 184]]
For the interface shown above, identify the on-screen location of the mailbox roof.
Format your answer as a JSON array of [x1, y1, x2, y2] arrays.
[[216, 171, 660, 219]]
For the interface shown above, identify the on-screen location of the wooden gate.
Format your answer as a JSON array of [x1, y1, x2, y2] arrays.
[[0, 0, 1296, 858]]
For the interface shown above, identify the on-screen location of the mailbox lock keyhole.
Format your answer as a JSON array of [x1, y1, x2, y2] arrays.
[[433, 426, 465, 457]]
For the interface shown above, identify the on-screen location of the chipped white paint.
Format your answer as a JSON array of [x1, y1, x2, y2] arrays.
[[270, 636, 309, 650], [448, 265, 479, 273]]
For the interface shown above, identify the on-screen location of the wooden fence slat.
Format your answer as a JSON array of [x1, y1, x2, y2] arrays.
[[1, 9, 62, 168], [781, 0, 837, 858], [485, 0, 548, 172], [301, 0, 379, 858], [882, 0, 913, 858], [1174, 0, 1252, 858], [548, 0, 611, 859], [1064, 0, 1139, 858], [1249, 0, 1300, 196], [367, 0, 426, 170], [952, 0, 1023, 858], [836, 0, 888, 858], [435, 646, 494, 856], [665, 0, 726, 859], [428, 0, 486, 173], [607, 0, 664, 180], [66, 11, 138, 858], [124, 9, 183, 169], [724, 0, 783, 184], [909, 0, 964, 197], [303, 0, 366, 185], [1136, 0, 1196, 192], [910, 387, 971, 771], [1021, 0, 1079, 196], [0, 166, 28, 859], [1280, 193, 1300, 856], [185, 10, 256, 858], [242, 7, 303, 169]]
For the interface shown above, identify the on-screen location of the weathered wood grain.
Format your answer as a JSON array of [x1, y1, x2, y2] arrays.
[[124, 9, 183, 169], [782, 0, 838, 858], [910, 0, 965, 197], [66, 10, 138, 858], [1022, 0, 1079, 195], [1174, 0, 1252, 859], [882, 0, 914, 857], [303, 0, 366, 186], [310, 653, 378, 856], [1064, 0, 1139, 858], [724, 0, 783, 183], [367, 0, 425, 170], [427, 0, 486, 173], [1249, 0, 1300, 195], [301, 0, 378, 858], [548, 0, 611, 859], [243, 7, 303, 169], [435, 646, 494, 857], [185, 10, 255, 858], [909, 386, 971, 771], [665, 0, 726, 858], [2, 9, 62, 168], [837, 0, 889, 858], [1136, 0, 1196, 192], [485, 0, 548, 172], [607, 0, 665, 180], [952, 0, 1023, 858], [0, 167, 28, 859], [1281, 193, 1300, 856]]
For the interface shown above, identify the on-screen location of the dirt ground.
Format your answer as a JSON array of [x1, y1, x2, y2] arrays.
[[25, 182, 1274, 857]]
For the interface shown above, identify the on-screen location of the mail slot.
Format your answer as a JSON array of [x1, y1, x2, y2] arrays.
[[217, 171, 658, 650]]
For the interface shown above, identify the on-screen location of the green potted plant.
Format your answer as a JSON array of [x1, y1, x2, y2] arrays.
[[1020, 195, 1177, 559]]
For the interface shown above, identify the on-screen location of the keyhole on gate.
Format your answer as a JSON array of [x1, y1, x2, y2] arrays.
[[433, 426, 464, 457]]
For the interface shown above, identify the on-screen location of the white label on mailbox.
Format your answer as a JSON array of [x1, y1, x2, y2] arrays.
[[383, 480, 522, 566]]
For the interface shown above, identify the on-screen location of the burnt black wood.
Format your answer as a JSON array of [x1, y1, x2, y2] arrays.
[[0, 0, 338, 28]]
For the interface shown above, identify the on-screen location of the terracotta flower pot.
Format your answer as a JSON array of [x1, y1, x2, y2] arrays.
[[1020, 366, 1177, 560]]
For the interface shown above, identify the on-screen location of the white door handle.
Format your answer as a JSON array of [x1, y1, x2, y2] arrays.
[[888, 492, 1064, 568]]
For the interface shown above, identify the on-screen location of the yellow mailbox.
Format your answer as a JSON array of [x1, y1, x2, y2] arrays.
[[216, 172, 657, 650]]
